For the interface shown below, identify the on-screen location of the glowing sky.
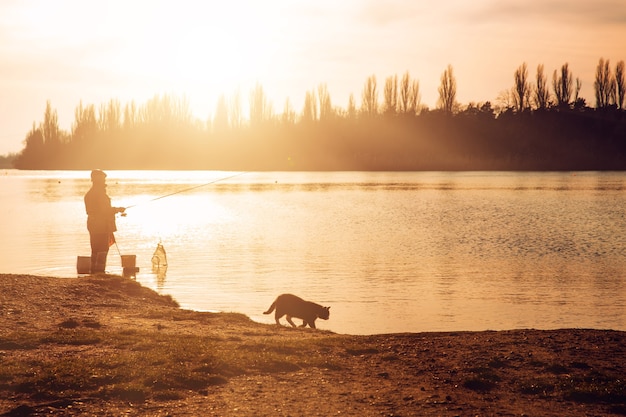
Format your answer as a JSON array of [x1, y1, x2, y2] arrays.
[[1, 0, 625, 154]]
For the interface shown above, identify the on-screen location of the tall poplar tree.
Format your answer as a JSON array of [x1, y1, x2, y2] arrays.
[[437, 65, 457, 114]]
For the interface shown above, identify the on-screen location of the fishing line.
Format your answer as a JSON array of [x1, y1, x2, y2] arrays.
[[110, 171, 248, 275], [114, 240, 123, 258], [122, 171, 249, 211]]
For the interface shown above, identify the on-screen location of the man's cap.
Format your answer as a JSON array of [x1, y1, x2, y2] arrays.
[[90, 169, 107, 181]]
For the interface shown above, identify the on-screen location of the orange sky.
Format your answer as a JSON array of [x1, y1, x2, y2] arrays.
[[1, 0, 625, 154]]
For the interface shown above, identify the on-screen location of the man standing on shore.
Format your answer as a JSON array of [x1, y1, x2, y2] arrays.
[[84, 169, 125, 273]]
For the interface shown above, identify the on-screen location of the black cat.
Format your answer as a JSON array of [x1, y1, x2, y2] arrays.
[[263, 294, 330, 329]]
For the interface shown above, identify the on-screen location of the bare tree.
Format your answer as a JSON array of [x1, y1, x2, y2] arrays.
[[249, 83, 272, 126], [594, 58, 614, 109], [123, 101, 137, 131], [136, 94, 192, 129], [399, 72, 411, 114], [383, 75, 398, 115], [615, 60, 625, 109], [513, 63, 530, 112], [281, 98, 296, 125], [230, 89, 243, 129], [317, 83, 333, 120], [302, 89, 318, 122], [495, 89, 514, 113], [552, 63, 573, 108], [398, 72, 420, 115], [73, 101, 98, 142], [213, 94, 230, 132], [409, 78, 421, 115], [437, 64, 457, 114], [100, 99, 121, 133], [26, 122, 44, 149], [534, 64, 550, 110], [346, 93, 357, 119], [361, 75, 378, 117], [97, 103, 108, 132], [43, 100, 60, 146]]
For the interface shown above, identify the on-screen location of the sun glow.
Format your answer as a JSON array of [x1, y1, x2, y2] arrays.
[[112, 1, 286, 118], [3, 0, 625, 155]]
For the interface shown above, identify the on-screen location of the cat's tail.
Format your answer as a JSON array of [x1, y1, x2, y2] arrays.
[[263, 301, 276, 315]]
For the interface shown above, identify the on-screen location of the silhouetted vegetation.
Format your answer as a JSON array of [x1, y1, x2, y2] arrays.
[[0, 153, 16, 169], [11, 58, 626, 171]]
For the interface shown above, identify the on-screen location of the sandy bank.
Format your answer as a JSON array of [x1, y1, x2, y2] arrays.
[[1, 274, 625, 416]]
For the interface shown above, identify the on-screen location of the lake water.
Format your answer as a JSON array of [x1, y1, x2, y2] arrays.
[[1, 170, 625, 335]]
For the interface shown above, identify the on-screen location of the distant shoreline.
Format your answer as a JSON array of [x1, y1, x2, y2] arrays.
[[3, 167, 626, 172]]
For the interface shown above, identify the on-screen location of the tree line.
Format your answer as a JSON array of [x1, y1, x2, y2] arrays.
[[12, 57, 626, 171]]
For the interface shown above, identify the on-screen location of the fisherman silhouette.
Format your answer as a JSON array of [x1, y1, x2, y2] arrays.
[[84, 170, 125, 273]]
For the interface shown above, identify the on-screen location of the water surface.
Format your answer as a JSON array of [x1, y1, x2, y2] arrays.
[[1, 170, 625, 334]]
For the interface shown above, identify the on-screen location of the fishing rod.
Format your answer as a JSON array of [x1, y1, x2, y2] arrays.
[[122, 171, 249, 211], [110, 171, 248, 275]]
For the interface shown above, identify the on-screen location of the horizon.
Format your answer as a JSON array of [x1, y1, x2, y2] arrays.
[[1, 0, 625, 155]]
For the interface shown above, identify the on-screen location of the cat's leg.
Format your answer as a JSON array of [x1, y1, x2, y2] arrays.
[[286, 315, 297, 327], [299, 318, 315, 328], [274, 311, 283, 325]]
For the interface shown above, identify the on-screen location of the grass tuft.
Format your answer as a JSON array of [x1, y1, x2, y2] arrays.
[[519, 378, 556, 396], [463, 367, 501, 392], [562, 372, 626, 404]]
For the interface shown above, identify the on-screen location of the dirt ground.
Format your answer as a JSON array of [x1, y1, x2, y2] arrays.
[[1, 273, 625, 416]]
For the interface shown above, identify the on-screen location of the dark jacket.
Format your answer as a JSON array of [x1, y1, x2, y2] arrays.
[[84, 185, 117, 234]]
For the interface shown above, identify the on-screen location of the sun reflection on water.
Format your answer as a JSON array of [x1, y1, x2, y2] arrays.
[[2, 170, 625, 334]]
